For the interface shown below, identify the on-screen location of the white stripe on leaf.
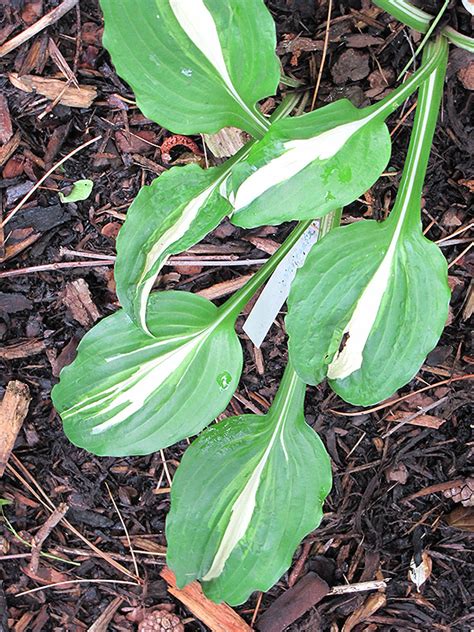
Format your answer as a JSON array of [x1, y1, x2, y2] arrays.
[[62, 331, 208, 433], [169, 0, 266, 131], [137, 181, 218, 333], [327, 72, 437, 380], [232, 118, 367, 211], [202, 375, 295, 581]]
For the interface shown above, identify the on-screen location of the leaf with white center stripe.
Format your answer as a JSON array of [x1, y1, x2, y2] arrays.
[[114, 95, 300, 335], [166, 365, 331, 605], [53, 219, 314, 456], [115, 163, 233, 334], [228, 37, 448, 228], [52, 291, 243, 456], [287, 47, 450, 406], [100, 0, 279, 137]]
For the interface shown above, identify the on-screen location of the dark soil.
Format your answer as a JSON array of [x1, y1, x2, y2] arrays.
[[1, 1, 473, 630]]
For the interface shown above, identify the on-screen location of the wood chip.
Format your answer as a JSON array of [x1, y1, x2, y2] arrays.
[[28, 502, 69, 574], [9, 73, 97, 108], [0, 0, 79, 58], [128, 536, 166, 556], [0, 129, 21, 167], [87, 597, 123, 632], [1, 230, 41, 263], [160, 567, 252, 632], [341, 592, 386, 632], [245, 236, 280, 255], [0, 381, 31, 476], [257, 572, 329, 632], [197, 274, 253, 301], [385, 411, 446, 430], [446, 506, 474, 532], [0, 338, 45, 360], [345, 34, 384, 48], [131, 153, 166, 175], [0, 292, 32, 314], [0, 581, 7, 632], [203, 127, 247, 158], [384, 462, 408, 485], [60, 279, 100, 327], [462, 279, 474, 321], [48, 336, 79, 377], [0, 94, 12, 145], [401, 479, 466, 504], [331, 49, 370, 84]]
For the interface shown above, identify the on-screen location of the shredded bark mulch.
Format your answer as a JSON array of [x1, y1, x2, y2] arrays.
[[0, 0, 473, 630]]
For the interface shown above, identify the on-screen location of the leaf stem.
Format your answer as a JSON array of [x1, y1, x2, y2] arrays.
[[442, 27, 474, 54], [397, 0, 449, 79], [240, 93, 300, 139], [218, 220, 313, 322], [269, 360, 306, 419], [222, 94, 302, 170], [372, 0, 432, 32], [388, 39, 449, 232], [366, 35, 448, 123], [263, 209, 343, 415], [372, 0, 474, 52], [219, 206, 342, 323]]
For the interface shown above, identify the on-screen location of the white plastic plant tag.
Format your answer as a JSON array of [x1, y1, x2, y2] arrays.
[[243, 222, 320, 348], [461, 0, 474, 16]]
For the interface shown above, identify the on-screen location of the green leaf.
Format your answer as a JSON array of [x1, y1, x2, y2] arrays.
[[287, 46, 450, 406], [52, 291, 242, 456], [115, 163, 232, 334], [166, 365, 332, 605], [0, 498, 12, 507], [53, 220, 315, 457], [114, 95, 300, 335], [286, 220, 450, 405], [228, 38, 448, 228], [372, 0, 432, 32], [229, 99, 391, 227], [100, 0, 279, 137], [58, 179, 93, 203]]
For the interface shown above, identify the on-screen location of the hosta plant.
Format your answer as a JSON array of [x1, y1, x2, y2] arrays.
[[52, 0, 471, 606]]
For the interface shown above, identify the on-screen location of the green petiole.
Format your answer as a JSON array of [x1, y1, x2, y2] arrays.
[[372, 0, 474, 53]]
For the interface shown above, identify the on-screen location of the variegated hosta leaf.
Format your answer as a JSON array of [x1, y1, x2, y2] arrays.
[[100, 0, 279, 137], [167, 367, 332, 605], [52, 292, 242, 456], [229, 98, 391, 228], [227, 38, 448, 228], [286, 219, 450, 405], [115, 163, 232, 334], [287, 45, 450, 407]]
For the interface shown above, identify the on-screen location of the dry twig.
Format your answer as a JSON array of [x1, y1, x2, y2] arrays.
[[0, 0, 79, 58]]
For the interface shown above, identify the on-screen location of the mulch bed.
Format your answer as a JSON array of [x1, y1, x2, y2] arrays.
[[0, 0, 473, 630]]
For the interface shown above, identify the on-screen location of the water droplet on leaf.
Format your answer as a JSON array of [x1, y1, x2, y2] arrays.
[[217, 371, 232, 390]]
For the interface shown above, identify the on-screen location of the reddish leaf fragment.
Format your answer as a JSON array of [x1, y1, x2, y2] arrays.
[[160, 135, 203, 163]]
